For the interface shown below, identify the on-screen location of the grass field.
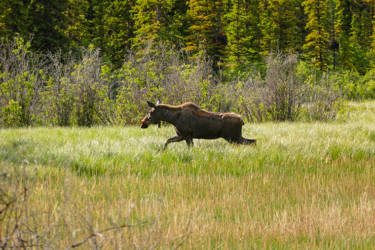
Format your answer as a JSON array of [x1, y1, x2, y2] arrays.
[[1, 102, 375, 249]]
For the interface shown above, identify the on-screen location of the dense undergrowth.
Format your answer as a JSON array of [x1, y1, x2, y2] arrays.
[[2, 37, 375, 128]]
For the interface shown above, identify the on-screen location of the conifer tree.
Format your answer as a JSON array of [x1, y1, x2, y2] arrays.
[[371, 0, 375, 58], [101, 0, 135, 66], [224, 0, 261, 70], [64, 0, 90, 49], [131, 0, 186, 53], [303, 0, 330, 70], [29, 0, 70, 52], [0, 0, 29, 38], [336, 0, 352, 69], [0, 0, 70, 52], [349, 0, 373, 73], [67, 0, 134, 65], [185, 0, 226, 68], [259, 0, 304, 55], [337, 0, 373, 72]]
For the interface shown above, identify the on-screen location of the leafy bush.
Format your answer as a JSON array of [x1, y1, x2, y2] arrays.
[[227, 55, 342, 122], [0, 37, 44, 126], [326, 69, 375, 100], [38, 53, 75, 126]]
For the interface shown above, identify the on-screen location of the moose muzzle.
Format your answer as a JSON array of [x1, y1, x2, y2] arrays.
[[140, 117, 149, 128]]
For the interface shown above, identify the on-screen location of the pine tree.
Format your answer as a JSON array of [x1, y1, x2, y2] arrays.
[[132, 0, 162, 48], [0, 0, 29, 38], [131, 0, 186, 52], [0, 0, 70, 52], [259, 0, 304, 55], [185, 0, 226, 68], [336, 0, 352, 69], [350, 0, 373, 48], [28, 0, 70, 52], [224, 0, 261, 70], [64, 0, 90, 49], [101, 0, 135, 66], [349, 0, 373, 73], [337, 0, 374, 72], [303, 0, 330, 70], [371, 0, 375, 59]]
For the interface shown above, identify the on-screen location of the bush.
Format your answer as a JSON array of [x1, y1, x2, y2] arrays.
[[227, 55, 342, 122], [1, 100, 23, 127], [327, 69, 375, 100], [39, 52, 75, 126], [262, 54, 303, 121], [0, 37, 45, 126]]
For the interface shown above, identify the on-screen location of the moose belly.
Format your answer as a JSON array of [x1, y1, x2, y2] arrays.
[[194, 132, 220, 139], [189, 120, 223, 139]]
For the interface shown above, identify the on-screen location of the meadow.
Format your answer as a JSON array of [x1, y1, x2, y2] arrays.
[[1, 101, 375, 249]]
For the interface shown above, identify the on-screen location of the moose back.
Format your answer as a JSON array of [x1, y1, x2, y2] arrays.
[[140, 101, 256, 149]]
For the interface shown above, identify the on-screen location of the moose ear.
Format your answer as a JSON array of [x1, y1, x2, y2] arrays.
[[147, 101, 156, 108]]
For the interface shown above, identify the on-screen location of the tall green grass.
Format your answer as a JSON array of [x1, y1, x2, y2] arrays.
[[1, 102, 375, 248]]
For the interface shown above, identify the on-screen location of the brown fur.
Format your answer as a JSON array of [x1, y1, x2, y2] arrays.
[[141, 102, 256, 149]]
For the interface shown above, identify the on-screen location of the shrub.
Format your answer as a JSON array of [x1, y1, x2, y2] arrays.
[[1, 100, 23, 127], [228, 54, 305, 122], [0, 37, 45, 126], [328, 69, 375, 100], [39, 52, 75, 126], [226, 55, 343, 122], [70, 48, 109, 126]]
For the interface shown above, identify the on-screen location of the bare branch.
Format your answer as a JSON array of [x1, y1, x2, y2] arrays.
[[67, 221, 147, 249]]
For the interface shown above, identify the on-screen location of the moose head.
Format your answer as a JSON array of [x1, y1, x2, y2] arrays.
[[140, 101, 161, 128]]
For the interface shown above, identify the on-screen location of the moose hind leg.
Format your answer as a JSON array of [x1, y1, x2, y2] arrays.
[[240, 137, 256, 145], [185, 137, 194, 147], [164, 136, 184, 150], [225, 137, 256, 145]]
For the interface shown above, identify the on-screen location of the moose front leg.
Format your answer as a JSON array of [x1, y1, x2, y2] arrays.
[[164, 136, 184, 150]]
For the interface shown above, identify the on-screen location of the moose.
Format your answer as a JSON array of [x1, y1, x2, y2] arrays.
[[140, 101, 256, 149]]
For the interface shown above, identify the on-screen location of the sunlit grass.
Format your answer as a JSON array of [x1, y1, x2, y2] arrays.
[[1, 102, 375, 248]]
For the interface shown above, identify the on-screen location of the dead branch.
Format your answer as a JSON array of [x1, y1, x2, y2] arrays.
[[66, 221, 147, 249]]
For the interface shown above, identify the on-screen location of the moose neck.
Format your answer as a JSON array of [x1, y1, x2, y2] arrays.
[[158, 105, 181, 125]]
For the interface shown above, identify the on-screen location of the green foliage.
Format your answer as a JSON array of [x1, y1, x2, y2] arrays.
[[0, 1, 29, 39], [302, 0, 330, 70], [40, 76, 75, 126], [1, 0, 375, 74], [185, 0, 226, 68], [259, 0, 304, 55], [0, 37, 42, 126], [335, 0, 375, 73], [104, 1, 134, 65], [1, 100, 23, 127], [224, 0, 261, 71], [0, 0, 70, 52]]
